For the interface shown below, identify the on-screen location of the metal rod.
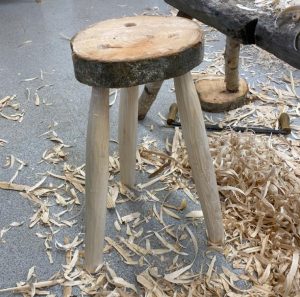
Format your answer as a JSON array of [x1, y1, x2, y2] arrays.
[[169, 122, 289, 135]]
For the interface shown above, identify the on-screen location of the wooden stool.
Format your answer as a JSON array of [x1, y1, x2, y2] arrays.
[[71, 16, 224, 272]]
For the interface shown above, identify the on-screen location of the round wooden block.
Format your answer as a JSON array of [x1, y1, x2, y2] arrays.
[[195, 76, 249, 112], [71, 16, 204, 88]]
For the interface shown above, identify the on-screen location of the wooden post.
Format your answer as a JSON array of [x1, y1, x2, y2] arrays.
[[138, 81, 163, 120], [174, 72, 224, 244], [195, 36, 248, 112], [224, 37, 240, 92], [85, 87, 109, 272], [118, 86, 139, 188]]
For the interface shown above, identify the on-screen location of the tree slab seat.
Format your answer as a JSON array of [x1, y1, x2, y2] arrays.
[[71, 16, 204, 88], [165, 0, 300, 69]]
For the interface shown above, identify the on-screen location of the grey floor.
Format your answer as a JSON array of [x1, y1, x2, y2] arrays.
[[0, 1, 299, 296]]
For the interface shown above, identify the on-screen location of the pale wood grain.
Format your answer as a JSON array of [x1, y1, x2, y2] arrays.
[[71, 16, 203, 88], [71, 16, 202, 62], [118, 86, 139, 187], [85, 87, 109, 272], [174, 72, 224, 244], [195, 75, 248, 112]]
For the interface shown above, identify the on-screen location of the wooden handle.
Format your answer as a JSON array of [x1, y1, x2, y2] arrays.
[[167, 103, 178, 125], [279, 113, 291, 134]]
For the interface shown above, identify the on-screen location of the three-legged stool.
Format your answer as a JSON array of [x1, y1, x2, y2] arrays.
[[70, 16, 224, 272]]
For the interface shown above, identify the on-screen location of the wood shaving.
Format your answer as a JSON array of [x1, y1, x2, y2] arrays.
[[0, 95, 24, 122]]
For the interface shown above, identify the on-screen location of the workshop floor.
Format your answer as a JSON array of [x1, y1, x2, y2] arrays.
[[1, 1, 300, 296]]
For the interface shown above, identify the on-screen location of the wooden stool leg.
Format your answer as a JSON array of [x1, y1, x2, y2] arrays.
[[118, 86, 139, 188], [174, 72, 224, 244], [85, 87, 109, 272], [138, 81, 163, 120]]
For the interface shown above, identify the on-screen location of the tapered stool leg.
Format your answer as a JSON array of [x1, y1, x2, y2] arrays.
[[174, 72, 224, 244], [118, 86, 139, 188], [85, 87, 109, 272]]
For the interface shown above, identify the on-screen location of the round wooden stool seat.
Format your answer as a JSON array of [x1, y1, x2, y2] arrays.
[[71, 16, 204, 88]]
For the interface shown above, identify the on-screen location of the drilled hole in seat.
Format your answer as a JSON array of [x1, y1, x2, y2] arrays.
[[124, 22, 136, 27]]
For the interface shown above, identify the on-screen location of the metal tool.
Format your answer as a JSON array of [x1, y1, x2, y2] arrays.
[[167, 103, 291, 135]]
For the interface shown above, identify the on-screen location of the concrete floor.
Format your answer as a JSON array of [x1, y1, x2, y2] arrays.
[[0, 0, 299, 296]]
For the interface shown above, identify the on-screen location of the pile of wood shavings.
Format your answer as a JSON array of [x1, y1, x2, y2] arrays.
[[135, 130, 300, 296], [210, 132, 300, 296], [1, 129, 300, 296]]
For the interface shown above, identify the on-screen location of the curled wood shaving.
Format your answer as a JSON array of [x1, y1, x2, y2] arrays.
[[106, 264, 137, 293], [0, 95, 24, 122], [284, 250, 299, 296], [164, 226, 198, 284], [105, 237, 138, 265]]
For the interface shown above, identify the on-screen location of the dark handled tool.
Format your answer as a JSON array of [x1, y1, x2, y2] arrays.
[[167, 103, 178, 125], [167, 103, 291, 135], [278, 112, 291, 134]]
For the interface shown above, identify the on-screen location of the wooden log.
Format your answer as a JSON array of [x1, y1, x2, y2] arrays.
[[137, 81, 163, 120], [118, 86, 139, 188], [85, 87, 109, 272], [224, 37, 241, 92], [195, 37, 248, 112], [71, 16, 204, 88], [255, 15, 300, 69], [164, 0, 258, 44], [165, 0, 300, 69], [174, 72, 224, 244], [195, 76, 249, 112]]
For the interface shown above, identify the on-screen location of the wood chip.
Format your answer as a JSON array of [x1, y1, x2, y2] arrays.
[[105, 237, 138, 265], [284, 250, 299, 296]]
